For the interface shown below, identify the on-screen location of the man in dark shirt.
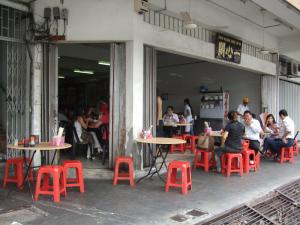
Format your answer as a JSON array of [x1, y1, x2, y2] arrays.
[[214, 110, 245, 172]]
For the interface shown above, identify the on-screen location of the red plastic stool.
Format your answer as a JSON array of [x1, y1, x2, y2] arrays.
[[280, 146, 294, 164], [170, 136, 185, 153], [221, 153, 243, 177], [3, 158, 24, 189], [293, 140, 299, 156], [242, 149, 256, 174], [62, 160, 85, 193], [113, 156, 134, 186], [183, 135, 198, 154], [166, 161, 192, 195], [34, 165, 66, 203], [193, 148, 215, 172]]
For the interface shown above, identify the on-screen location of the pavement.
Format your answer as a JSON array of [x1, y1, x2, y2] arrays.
[[1, 153, 300, 225]]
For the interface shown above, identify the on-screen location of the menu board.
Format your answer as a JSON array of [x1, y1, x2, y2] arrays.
[[215, 33, 242, 64]]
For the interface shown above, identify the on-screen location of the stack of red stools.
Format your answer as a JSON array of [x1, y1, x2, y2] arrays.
[[34, 165, 67, 203], [221, 153, 243, 177], [242, 140, 257, 173], [170, 136, 185, 153], [3, 157, 34, 189], [280, 146, 294, 164], [293, 140, 299, 156], [182, 135, 198, 154], [166, 161, 192, 195], [113, 156, 134, 186], [193, 148, 215, 173]]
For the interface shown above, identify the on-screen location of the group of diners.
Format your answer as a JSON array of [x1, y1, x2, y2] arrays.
[[59, 101, 109, 160], [214, 109, 295, 173]]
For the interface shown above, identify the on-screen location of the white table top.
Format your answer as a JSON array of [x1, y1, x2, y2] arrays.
[[7, 142, 72, 151], [136, 137, 186, 145], [163, 123, 192, 127]]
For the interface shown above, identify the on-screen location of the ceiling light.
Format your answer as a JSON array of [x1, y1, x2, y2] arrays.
[[260, 49, 270, 55], [58, 76, 65, 79], [98, 61, 110, 66], [73, 69, 94, 75], [184, 21, 198, 29]]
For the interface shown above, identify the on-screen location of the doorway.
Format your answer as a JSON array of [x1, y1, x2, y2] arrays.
[[57, 43, 111, 170]]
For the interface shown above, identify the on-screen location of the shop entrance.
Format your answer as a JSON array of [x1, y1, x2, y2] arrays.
[[57, 43, 111, 170], [155, 50, 262, 135]]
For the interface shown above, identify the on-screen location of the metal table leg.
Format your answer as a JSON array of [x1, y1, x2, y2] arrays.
[[21, 150, 36, 200]]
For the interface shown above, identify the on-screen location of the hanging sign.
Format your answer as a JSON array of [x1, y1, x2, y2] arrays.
[[215, 33, 242, 64]]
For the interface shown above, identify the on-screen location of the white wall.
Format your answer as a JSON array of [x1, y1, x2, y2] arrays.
[[157, 61, 261, 117]]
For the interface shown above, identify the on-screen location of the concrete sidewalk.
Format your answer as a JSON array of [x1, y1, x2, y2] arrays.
[[1, 154, 300, 225]]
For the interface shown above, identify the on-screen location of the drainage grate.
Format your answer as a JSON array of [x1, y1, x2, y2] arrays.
[[199, 205, 276, 225], [186, 209, 206, 217], [253, 194, 300, 225], [276, 180, 300, 203], [170, 214, 189, 222]]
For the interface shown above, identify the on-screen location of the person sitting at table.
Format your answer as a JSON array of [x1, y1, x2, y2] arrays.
[[268, 109, 295, 156], [163, 106, 179, 137], [262, 114, 279, 153], [243, 110, 262, 156], [74, 108, 101, 159], [214, 110, 245, 173]]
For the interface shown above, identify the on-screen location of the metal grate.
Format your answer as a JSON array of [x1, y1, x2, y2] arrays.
[[253, 194, 300, 225], [200, 206, 276, 225], [276, 180, 300, 203]]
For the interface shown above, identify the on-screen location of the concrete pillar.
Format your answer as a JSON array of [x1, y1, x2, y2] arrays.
[[125, 40, 144, 170], [31, 44, 42, 167]]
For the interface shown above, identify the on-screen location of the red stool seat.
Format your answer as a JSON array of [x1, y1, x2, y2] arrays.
[[183, 135, 198, 154], [242, 149, 256, 173], [113, 156, 134, 186], [280, 146, 294, 164], [3, 157, 34, 189], [166, 161, 192, 195], [170, 136, 185, 153], [34, 165, 66, 203], [62, 160, 85, 193], [293, 140, 299, 156], [221, 153, 243, 177], [193, 148, 215, 172]]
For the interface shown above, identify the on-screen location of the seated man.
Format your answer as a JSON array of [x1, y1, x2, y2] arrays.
[[268, 109, 295, 156], [243, 110, 262, 155], [162, 106, 179, 137], [214, 111, 245, 173]]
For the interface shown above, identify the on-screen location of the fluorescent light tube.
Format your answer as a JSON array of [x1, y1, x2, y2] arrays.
[[73, 69, 94, 74], [98, 61, 110, 66], [58, 76, 65, 79]]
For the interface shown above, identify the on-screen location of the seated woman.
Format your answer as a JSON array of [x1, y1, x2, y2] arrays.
[[74, 108, 101, 159], [262, 114, 279, 154], [214, 110, 245, 173]]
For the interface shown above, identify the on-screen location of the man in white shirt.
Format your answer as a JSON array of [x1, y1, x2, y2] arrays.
[[163, 106, 179, 137], [268, 109, 295, 155], [237, 96, 250, 121], [243, 110, 262, 154]]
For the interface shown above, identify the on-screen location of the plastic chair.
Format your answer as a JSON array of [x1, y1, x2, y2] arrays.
[[113, 156, 134, 186], [170, 136, 185, 153], [193, 148, 215, 172], [34, 165, 67, 203], [166, 161, 192, 195], [221, 153, 243, 177], [280, 146, 294, 164], [62, 160, 85, 192]]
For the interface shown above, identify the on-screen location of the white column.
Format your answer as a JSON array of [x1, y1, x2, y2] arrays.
[[31, 44, 42, 167], [125, 40, 144, 170]]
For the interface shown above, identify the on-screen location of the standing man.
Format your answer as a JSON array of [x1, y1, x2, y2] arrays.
[[214, 111, 245, 173], [183, 98, 193, 135], [243, 110, 262, 155], [237, 96, 250, 121], [156, 95, 163, 137], [268, 109, 295, 156]]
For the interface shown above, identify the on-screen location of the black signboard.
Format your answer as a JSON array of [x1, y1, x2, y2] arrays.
[[215, 33, 242, 64]]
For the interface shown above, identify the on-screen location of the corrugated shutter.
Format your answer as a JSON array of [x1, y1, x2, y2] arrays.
[[261, 75, 279, 120], [279, 80, 300, 130]]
